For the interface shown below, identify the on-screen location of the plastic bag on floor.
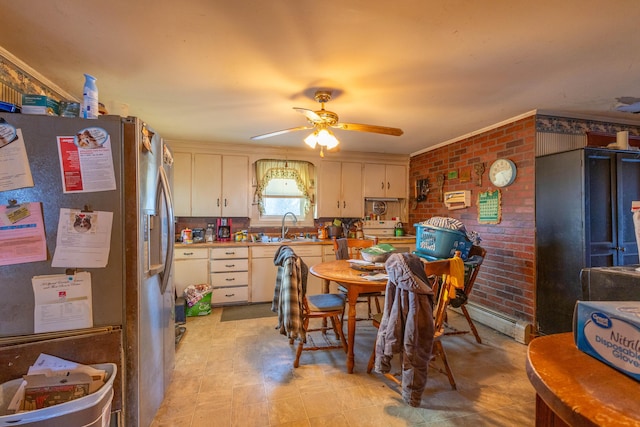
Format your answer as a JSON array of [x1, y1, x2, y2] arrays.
[[183, 284, 212, 316]]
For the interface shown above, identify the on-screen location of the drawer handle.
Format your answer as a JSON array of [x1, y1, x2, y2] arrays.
[[225, 278, 235, 281], [184, 252, 194, 255], [225, 251, 235, 255], [225, 264, 235, 268], [225, 293, 235, 297]]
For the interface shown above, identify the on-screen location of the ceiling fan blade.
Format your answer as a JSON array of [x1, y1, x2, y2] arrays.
[[333, 122, 404, 136], [293, 107, 322, 123], [250, 125, 314, 140]]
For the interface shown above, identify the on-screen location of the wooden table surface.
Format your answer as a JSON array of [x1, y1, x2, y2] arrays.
[[309, 260, 387, 373], [526, 332, 640, 427]]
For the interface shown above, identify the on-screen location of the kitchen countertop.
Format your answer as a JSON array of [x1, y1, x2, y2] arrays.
[[175, 235, 416, 248]]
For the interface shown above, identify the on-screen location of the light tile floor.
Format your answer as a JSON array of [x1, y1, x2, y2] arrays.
[[152, 306, 536, 427]]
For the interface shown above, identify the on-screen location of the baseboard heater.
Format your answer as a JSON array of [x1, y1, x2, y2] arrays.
[[450, 303, 532, 344]]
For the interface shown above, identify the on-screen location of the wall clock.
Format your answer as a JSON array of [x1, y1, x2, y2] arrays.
[[489, 158, 517, 187]]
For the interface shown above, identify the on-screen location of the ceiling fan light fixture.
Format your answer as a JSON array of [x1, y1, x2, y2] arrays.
[[304, 132, 318, 148], [316, 128, 339, 149]]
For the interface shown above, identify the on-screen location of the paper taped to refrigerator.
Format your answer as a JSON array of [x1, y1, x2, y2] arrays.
[[32, 272, 93, 333], [52, 208, 113, 268], [0, 201, 47, 266], [56, 129, 116, 193], [0, 127, 34, 192]]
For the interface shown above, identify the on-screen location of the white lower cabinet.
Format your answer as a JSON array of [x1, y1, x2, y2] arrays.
[[174, 247, 209, 297], [210, 247, 249, 305], [250, 245, 324, 303], [250, 246, 279, 303]]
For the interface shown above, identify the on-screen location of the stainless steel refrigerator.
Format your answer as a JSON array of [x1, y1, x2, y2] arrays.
[[0, 113, 175, 427]]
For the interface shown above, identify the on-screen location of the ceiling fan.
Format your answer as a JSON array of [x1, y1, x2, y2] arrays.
[[250, 90, 404, 156]]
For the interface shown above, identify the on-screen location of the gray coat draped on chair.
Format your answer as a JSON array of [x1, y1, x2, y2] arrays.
[[375, 252, 435, 407], [272, 245, 308, 342]]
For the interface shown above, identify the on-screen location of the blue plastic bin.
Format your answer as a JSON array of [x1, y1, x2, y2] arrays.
[[414, 223, 472, 260]]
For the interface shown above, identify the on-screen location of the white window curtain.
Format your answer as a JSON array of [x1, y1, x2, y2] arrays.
[[254, 159, 315, 214]]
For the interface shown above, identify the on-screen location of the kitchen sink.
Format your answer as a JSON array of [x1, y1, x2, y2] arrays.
[[254, 237, 319, 244]]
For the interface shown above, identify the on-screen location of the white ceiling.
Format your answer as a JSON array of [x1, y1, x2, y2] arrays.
[[2, 1, 640, 155]]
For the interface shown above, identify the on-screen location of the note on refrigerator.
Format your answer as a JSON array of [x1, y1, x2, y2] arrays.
[[32, 272, 93, 333], [0, 126, 34, 191], [51, 208, 113, 268], [0, 201, 47, 266], [56, 129, 116, 193]]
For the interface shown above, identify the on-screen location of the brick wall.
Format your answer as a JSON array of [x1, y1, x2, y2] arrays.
[[409, 116, 536, 324]]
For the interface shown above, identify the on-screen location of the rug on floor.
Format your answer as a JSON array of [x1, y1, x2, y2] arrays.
[[220, 303, 277, 322]]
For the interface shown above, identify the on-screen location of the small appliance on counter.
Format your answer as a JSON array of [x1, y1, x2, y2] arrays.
[[192, 228, 205, 243], [362, 220, 401, 238], [205, 223, 216, 242], [217, 218, 232, 241]]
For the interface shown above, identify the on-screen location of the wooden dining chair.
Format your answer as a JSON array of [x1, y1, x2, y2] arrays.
[[367, 251, 464, 390], [272, 245, 348, 368], [294, 292, 348, 368], [332, 237, 382, 320], [445, 245, 486, 343]]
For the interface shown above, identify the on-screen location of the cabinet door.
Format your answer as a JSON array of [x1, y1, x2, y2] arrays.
[[221, 155, 249, 217], [251, 256, 278, 302], [173, 152, 192, 217], [616, 153, 640, 264], [316, 161, 342, 218], [174, 259, 209, 297], [385, 164, 407, 198], [341, 162, 363, 218], [363, 163, 386, 198], [192, 154, 221, 216]]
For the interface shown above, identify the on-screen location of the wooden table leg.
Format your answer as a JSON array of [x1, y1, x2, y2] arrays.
[[346, 287, 359, 373]]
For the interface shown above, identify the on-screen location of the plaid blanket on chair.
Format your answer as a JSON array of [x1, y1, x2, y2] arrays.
[[272, 245, 308, 342]]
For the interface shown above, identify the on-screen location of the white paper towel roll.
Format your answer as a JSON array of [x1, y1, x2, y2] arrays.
[[617, 131, 629, 150]]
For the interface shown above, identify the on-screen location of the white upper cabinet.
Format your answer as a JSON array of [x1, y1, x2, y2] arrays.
[[173, 152, 249, 217], [192, 154, 221, 216], [316, 161, 363, 218], [173, 152, 193, 217], [363, 163, 407, 198], [220, 155, 249, 217]]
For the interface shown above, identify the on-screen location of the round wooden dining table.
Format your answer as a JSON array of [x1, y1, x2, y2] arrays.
[[309, 259, 387, 373]]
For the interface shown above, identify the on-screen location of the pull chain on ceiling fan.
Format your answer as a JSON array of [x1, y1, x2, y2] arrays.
[[251, 90, 403, 156]]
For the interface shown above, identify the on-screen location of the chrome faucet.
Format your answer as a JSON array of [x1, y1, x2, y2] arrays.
[[281, 212, 298, 240]]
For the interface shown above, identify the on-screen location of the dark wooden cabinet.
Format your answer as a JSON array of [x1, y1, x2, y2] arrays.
[[535, 148, 640, 335]]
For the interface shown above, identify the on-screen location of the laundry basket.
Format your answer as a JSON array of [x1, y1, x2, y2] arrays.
[[0, 363, 116, 427], [414, 224, 473, 260]]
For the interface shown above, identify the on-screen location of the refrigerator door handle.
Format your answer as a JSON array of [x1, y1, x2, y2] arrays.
[[148, 166, 174, 293], [158, 166, 174, 294]]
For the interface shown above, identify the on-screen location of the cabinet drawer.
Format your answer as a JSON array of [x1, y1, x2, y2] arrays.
[[174, 247, 208, 259], [211, 286, 248, 305], [210, 247, 248, 259], [210, 271, 248, 287], [210, 258, 248, 272], [250, 246, 279, 258], [290, 245, 322, 257]]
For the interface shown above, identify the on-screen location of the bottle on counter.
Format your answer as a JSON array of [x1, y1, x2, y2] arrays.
[[318, 227, 327, 239]]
